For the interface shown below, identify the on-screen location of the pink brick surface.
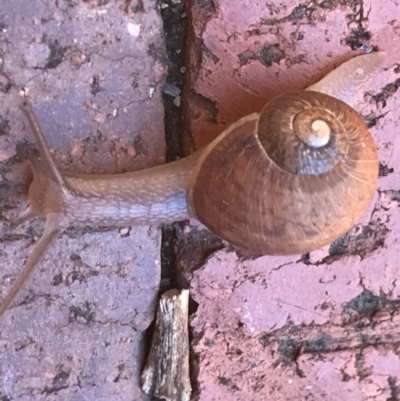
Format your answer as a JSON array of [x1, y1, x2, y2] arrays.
[[0, 1, 165, 399], [186, 0, 400, 399]]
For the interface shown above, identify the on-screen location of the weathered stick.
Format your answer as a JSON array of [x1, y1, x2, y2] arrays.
[[141, 289, 191, 401]]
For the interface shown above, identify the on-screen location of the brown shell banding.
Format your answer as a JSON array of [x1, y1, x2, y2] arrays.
[[187, 112, 260, 216], [257, 91, 358, 176], [190, 91, 378, 256]]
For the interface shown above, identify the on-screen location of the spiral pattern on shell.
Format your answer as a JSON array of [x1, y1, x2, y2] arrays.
[[258, 91, 349, 176], [189, 91, 379, 256]]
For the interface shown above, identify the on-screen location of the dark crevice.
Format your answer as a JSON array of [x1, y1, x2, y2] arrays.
[[160, 0, 187, 164], [157, 0, 188, 294], [156, 0, 188, 289], [144, 1, 189, 399], [158, 0, 187, 289]]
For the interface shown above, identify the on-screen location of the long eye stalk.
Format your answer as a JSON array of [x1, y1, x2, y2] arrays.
[[0, 213, 65, 317]]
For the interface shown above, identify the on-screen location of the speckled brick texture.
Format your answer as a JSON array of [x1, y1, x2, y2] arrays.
[[0, 1, 165, 400], [185, 0, 400, 400]]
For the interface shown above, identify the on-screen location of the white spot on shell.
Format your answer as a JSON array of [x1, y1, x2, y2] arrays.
[[128, 22, 141, 37], [356, 67, 364, 75], [308, 119, 330, 147]]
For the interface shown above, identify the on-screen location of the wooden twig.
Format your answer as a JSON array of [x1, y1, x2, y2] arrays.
[[141, 289, 191, 401]]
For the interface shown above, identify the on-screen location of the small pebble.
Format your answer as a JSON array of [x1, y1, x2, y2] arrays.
[[118, 227, 131, 237], [127, 22, 141, 37], [163, 82, 181, 97], [173, 95, 181, 107]]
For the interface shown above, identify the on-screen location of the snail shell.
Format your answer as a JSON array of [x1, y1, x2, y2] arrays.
[[189, 90, 378, 255]]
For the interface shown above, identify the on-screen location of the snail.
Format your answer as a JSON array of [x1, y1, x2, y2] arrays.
[[0, 51, 385, 317]]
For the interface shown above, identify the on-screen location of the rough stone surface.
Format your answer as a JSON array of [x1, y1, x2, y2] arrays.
[[0, 1, 166, 400], [185, 0, 400, 400]]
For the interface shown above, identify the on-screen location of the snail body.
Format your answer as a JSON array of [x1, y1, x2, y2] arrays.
[[1, 51, 385, 316]]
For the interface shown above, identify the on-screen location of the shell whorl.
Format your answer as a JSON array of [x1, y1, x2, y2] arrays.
[[257, 91, 349, 176], [189, 90, 378, 256]]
